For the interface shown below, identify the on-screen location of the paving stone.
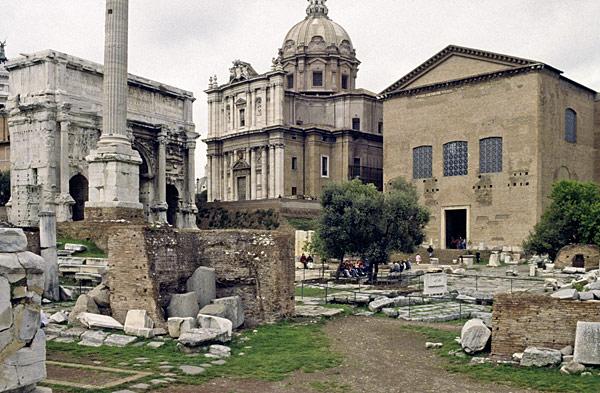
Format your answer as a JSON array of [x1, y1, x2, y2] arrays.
[[79, 330, 108, 347], [105, 334, 138, 347], [211, 359, 227, 366], [54, 336, 75, 343], [129, 383, 151, 390], [159, 365, 173, 370], [179, 365, 205, 375], [147, 341, 165, 349]]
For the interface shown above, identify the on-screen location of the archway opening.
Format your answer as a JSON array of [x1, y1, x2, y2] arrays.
[[69, 174, 88, 221], [166, 184, 179, 226], [136, 151, 153, 220]]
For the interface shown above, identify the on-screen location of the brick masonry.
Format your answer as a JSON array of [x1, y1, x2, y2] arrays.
[[492, 293, 600, 359], [62, 223, 296, 327]]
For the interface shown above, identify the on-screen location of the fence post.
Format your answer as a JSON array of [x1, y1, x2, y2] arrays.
[[408, 297, 411, 319], [325, 282, 328, 305], [459, 301, 462, 320], [475, 275, 478, 291], [510, 278, 513, 294]]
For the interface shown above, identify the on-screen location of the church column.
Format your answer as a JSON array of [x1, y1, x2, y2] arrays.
[[261, 146, 268, 199], [269, 145, 276, 198], [275, 144, 285, 197], [206, 155, 213, 203], [250, 148, 257, 200], [56, 120, 75, 222], [152, 130, 168, 222], [222, 152, 228, 201], [230, 152, 235, 201]]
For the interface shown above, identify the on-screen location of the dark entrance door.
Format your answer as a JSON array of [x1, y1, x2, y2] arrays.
[[573, 254, 585, 268], [69, 174, 88, 221], [237, 177, 247, 201], [445, 209, 467, 249], [166, 185, 179, 226]]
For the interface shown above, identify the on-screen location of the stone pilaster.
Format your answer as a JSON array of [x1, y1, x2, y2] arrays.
[[250, 148, 257, 200], [39, 211, 59, 301], [261, 146, 268, 199], [182, 134, 198, 229], [151, 130, 168, 223], [56, 119, 75, 222], [275, 144, 285, 197], [269, 145, 275, 198], [206, 155, 213, 203]]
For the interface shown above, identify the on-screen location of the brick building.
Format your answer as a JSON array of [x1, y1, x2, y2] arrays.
[[381, 45, 600, 249]]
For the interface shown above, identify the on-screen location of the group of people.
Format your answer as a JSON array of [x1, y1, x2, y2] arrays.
[[299, 253, 314, 269], [340, 259, 369, 278], [390, 259, 412, 273], [449, 237, 467, 250]]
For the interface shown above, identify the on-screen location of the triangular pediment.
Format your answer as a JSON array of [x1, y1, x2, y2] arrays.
[[235, 97, 247, 106], [381, 45, 543, 95], [233, 160, 250, 170]]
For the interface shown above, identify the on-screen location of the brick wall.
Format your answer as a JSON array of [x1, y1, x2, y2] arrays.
[[103, 226, 295, 327], [491, 293, 600, 359]]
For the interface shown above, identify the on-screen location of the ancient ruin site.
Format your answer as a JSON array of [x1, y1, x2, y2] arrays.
[[1, 1, 600, 393]]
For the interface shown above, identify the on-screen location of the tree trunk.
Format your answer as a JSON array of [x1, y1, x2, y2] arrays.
[[373, 262, 379, 283], [335, 254, 344, 280]]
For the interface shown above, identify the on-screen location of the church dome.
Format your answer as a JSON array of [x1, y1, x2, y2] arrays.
[[281, 0, 355, 59]]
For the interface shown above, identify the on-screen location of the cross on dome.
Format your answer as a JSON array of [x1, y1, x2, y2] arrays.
[[307, 0, 328, 17]]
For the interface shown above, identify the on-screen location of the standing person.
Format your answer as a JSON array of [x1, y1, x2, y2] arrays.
[[427, 245, 434, 258], [415, 254, 422, 265], [306, 255, 314, 269], [300, 253, 307, 269]]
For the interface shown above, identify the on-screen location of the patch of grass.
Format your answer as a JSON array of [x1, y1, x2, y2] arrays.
[[286, 217, 317, 231], [402, 325, 600, 393], [43, 321, 341, 392], [57, 237, 107, 258]]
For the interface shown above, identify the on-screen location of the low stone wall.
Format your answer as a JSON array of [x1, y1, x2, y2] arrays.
[[104, 226, 295, 328], [57, 221, 115, 253], [0, 228, 48, 392], [491, 293, 600, 359], [555, 244, 600, 271]]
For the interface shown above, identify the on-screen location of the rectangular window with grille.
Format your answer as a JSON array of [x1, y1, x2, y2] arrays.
[[479, 137, 503, 174], [341, 74, 349, 89], [292, 156, 297, 170], [321, 155, 329, 177], [565, 108, 577, 143], [413, 146, 433, 179], [443, 141, 468, 177], [313, 71, 323, 87], [287, 74, 294, 89], [352, 118, 360, 131], [239, 109, 245, 127]]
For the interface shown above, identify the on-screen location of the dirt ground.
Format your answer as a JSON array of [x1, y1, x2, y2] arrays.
[[156, 316, 538, 393]]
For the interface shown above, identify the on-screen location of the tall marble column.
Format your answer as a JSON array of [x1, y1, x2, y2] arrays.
[[39, 211, 59, 301], [183, 135, 198, 229], [222, 152, 228, 201], [269, 145, 275, 198], [86, 0, 143, 217], [229, 153, 235, 201], [275, 144, 285, 197], [152, 130, 168, 223], [56, 120, 75, 221], [250, 148, 257, 200], [261, 147, 268, 199]]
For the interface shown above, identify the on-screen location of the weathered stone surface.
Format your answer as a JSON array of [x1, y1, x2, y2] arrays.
[[124, 310, 154, 337], [88, 284, 111, 308], [460, 319, 491, 354], [49, 311, 68, 324], [78, 313, 124, 330], [104, 334, 137, 347], [470, 312, 492, 328], [563, 267, 586, 274], [167, 292, 200, 319], [167, 317, 196, 338], [0, 364, 19, 391], [5, 329, 45, 366], [186, 266, 216, 308], [0, 228, 28, 252], [561, 345, 574, 356], [0, 253, 26, 283], [551, 288, 579, 300], [423, 273, 448, 296], [68, 294, 100, 325], [178, 328, 229, 347], [153, 327, 167, 336], [368, 297, 395, 312], [381, 308, 399, 318], [520, 347, 562, 367], [197, 314, 232, 341], [560, 360, 586, 375], [212, 296, 244, 329], [294, 305, 343, 318], [13, 304, 41, 342], [0, 327, 15, 353], [60, 327, 86, 339], [16, 252, 46, 274], [0, 276, 12, 331], [179, 365, 205, 375], [15, 361, 46, 388], [79, 330, 109, 347], [209, 344, 231, 358], [574, 321, 600, 365], [59, 286, 73, 301], [198, 304, 227, 319]]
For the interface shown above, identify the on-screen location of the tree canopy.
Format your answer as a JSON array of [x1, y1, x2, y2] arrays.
[[524, 180, 600, 259], [314, 178, 429, 280]]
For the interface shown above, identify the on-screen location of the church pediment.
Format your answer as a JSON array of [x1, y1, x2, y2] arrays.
[[233, 160, 251, 170], [381, 45, 542, 94], [235, 97, 247, 106]]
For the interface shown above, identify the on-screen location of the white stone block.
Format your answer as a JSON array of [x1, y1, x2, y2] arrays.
[[124, 310, 154, 336], [197, 314, 232, 341], [0, 276, 12, 331], [0, 228, 28, 253], [78, 313, 123, 330], [574, 321, 600, 365], [423, 273, 448, 296], [167, 317, 196, 338]]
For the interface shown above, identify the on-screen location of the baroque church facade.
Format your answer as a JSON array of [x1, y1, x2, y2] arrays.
[[0, 43, 9, 172], [204, 0, 383, 202], [381, 45, 600, 249]]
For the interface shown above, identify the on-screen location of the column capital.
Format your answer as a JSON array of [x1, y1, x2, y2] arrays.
[[186, 140, 197, 150]]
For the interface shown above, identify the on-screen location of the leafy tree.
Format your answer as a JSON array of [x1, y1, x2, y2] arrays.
[[0, 171, 9, 207], [314, 178, 429, 281], [524, 180, 600, 259]]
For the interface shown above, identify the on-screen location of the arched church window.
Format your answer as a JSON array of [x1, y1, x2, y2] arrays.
[[565, 108, 577, 143], [443, 141, 468, 177], [312, 71, 323, 87], [479, 137, 502, 174], [413, 146, 432, 179]]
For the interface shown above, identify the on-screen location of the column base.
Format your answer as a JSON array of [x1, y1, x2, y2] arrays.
[[55, 193, 75, 222], [150, 203, 168, 224], [181, 205, 198, 229]]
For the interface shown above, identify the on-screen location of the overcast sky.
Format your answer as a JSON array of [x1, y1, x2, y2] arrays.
[[2, 0, 600, 177]]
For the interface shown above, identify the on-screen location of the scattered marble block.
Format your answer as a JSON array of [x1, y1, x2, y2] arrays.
[[521, 347, 562, 367], [78, 313, 123, 330], [460, 319, 491, 354], [198, 303, 227, 319], [104, 334, 137, 347], [551, 288, 579, 300], [178, 328, 229, 347], [186, 266, 216, 308], [124, 310, 154, 337], [79, 330, 108, 347], [423, 273, 448, 296], [367, 297, 395, 312], [68, 295, 100, 325], [49, 311, 68, 324], [167, 292, 200, 319], [211, 296, 244, 329], [574, 321, 600, 365], [209, 344, 231, 358], [0, 228, 28, 252], [64, 243, 87, 253], [167, 317, 196, 338], [179, 365, 205, 375], [197, 314, 233, 341]]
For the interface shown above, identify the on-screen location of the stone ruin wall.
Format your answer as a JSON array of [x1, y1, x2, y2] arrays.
[[492, 293, 600, 359], [0, 229, 48, 392], [58, 224, 296, 327], [554, 244, 600, 271]]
